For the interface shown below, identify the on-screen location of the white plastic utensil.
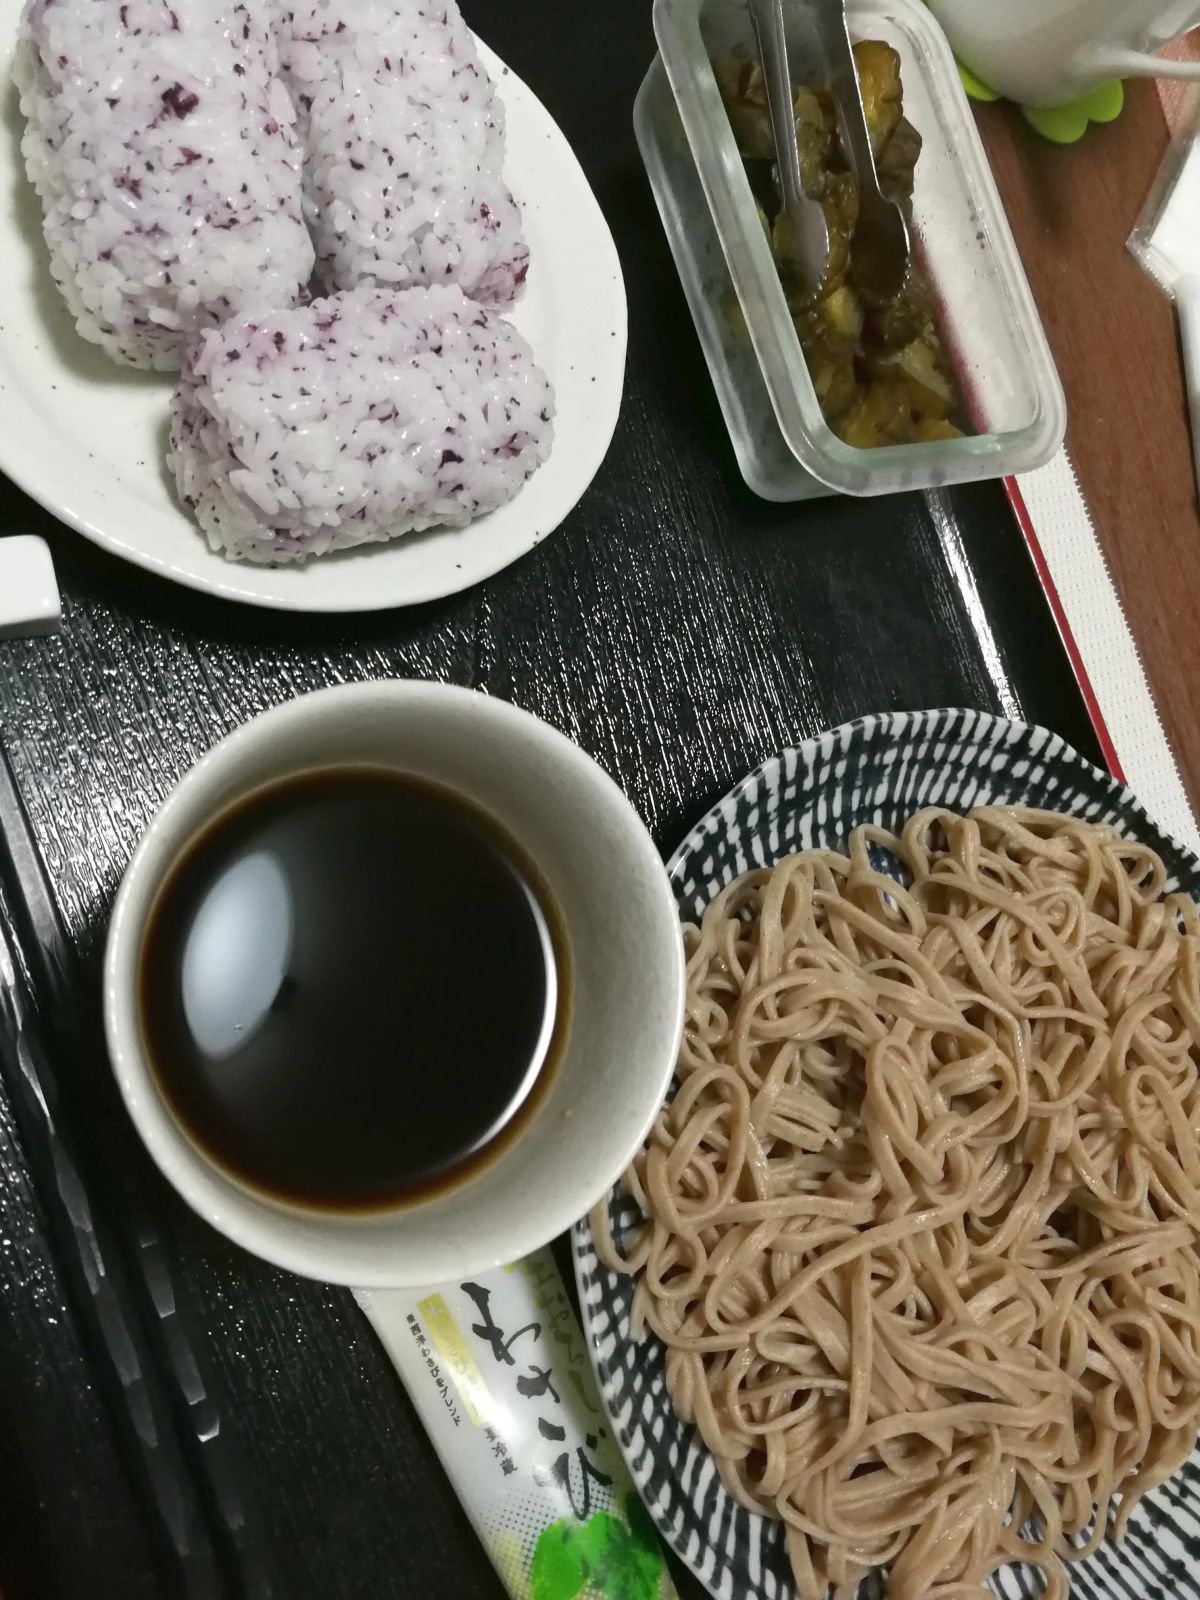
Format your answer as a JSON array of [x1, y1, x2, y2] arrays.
[[0, 535, 60, 639], [1129, 87, 1200, 498]]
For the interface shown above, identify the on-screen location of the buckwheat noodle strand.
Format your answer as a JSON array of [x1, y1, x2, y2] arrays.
[[594, 808, 1200, 1600]]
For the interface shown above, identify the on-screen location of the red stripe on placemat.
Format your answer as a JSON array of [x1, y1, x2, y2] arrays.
[[1004, 475, 1126, 785]]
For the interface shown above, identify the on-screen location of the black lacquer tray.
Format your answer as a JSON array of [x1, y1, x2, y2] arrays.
[[0, 2, 1102, 1596]]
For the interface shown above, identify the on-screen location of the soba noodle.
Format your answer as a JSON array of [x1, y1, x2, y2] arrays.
[[594, 807, 1200, 1600]]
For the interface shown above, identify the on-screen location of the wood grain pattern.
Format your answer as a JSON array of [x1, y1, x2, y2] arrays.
[[0, 932, 163, 1600], [0, 2, 1113, 1596], [978, 83, 1200, 811]]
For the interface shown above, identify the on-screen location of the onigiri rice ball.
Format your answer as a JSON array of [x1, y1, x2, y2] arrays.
[[280, 0, 529, 305], [16, 0, 314, 370], [168, 283, 554, 565]]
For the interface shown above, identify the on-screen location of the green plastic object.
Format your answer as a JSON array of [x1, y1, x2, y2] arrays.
[[956, 60, 999, 102], [957, 55, 1126, 142], [1022, 79, 1125, 142]]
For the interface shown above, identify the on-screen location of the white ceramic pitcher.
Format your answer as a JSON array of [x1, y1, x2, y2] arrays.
[[925, 0, 1200, 107]]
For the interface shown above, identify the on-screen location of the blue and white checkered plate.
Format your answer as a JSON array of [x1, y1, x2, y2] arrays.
[[572, 708, 1200, 1600]]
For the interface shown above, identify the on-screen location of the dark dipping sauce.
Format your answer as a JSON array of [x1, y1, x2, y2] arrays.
[[138, 768, 570, 1212]]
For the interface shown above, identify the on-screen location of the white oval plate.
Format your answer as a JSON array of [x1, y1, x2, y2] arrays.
[[0, 23, 626, 611]]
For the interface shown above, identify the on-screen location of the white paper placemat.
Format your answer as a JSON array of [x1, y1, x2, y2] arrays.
[[1008, 451, 1200, 858]]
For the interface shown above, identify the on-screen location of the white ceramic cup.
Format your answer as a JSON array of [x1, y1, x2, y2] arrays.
[[925, 0, 1200, 107], [104, 681, 686, 1288]]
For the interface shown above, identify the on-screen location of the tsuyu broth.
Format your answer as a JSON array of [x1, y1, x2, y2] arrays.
[[137, 768, 570, 1212]]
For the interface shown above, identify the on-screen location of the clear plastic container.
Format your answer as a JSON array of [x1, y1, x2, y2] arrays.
[[639, 0, 1067, 500]]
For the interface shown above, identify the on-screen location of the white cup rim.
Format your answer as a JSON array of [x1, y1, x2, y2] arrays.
[[104, 682, 685, 1287]]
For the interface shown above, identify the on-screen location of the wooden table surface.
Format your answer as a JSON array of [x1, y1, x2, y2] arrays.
[[980, 81, 1200, 814]]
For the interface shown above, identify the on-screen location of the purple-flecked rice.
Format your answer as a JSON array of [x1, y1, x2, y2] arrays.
[[16, 0, 315, 370], [280, 0, 530, 305], [168, 283, 554, 565]]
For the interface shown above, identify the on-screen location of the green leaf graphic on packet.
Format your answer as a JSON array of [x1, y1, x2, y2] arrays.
[[531, 1497, 666, 1600]]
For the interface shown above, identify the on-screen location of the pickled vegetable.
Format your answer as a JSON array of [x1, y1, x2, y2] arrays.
[[714, 39, 966, 449], [794, 285, 860, 420], [713, 58, 774, 160], [852, 40, 902, 157], [866, 266, 934, 354], [876, 116, 922, 211]]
